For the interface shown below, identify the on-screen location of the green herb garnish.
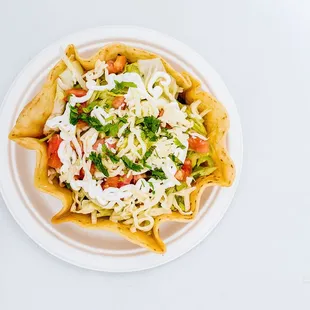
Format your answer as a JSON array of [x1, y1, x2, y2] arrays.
[[121, 156, 143, 172], [142, 146, 156, 164], [174, 137, 186, 149], [119, 115, 128, 124], [88, 152, 109, 176], [149, 182, 155, 194], [161, 128, 173, 139], [169, 154, 183, 168], [80, 114, 105, 131], [103, 123, 119, 137], [140, 116, 161, 141], [102, 144, 120, 164], [111, 81, 137, 95], [69, 105, 79, 125], [151, 168, 167, 180], [123, 128, 131, 137]]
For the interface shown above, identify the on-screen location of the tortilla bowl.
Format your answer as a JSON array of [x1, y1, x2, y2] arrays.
[[9, 43, 235, 253]]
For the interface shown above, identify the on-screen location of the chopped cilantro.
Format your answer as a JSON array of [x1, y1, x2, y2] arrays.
[[103, 123, 119, 137], [174, 137, 186, 149], [151, 168, 167, 180], [80, 114, 105, 131], [142, 146, 156, 164], [111, 81, 137, 95], [121, 156, 143, 172], [149, 182, 155, 194], [140, 116, 161, 141], [123, 128, 131, 137], [102, 144, 120, 163], [161, 128, 173, 139], [80, 114, 119, 137], [69, 105, 79, 125], [119, 115, 128, 124], [144, 163, 152, 169], [88, 152, 109, 176], [169, 154, 183, 168]]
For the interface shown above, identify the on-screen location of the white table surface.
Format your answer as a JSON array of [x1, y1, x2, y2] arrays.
[[1, 0, 309, 309]]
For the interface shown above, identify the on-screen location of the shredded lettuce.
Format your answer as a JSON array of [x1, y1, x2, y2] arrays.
[[111, 81, 137, 95], [191, 167, 217, 179], [76, 200, 113, 217], [187, 151, 214, 168], [138, 59, 166, 85], [192, 119, 207, 136], [124, 62, 140, 74], [89, 90, 100, 103], [184, 106, 207, 137], [175, 196, 186, 211]]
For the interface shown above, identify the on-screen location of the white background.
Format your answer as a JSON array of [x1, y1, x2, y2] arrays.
[[1, 0, 309, 309]]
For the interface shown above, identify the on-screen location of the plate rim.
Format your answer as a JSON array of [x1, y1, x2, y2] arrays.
[[0, 26, 243, 272]]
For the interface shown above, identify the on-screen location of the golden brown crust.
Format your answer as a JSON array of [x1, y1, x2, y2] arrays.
[[9, 43, 235, 253]]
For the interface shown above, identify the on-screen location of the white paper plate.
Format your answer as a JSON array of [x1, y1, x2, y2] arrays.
[[0, 26, 243, 272]]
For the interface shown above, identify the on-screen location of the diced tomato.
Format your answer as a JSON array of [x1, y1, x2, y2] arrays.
[[107, 56, 127, 74], [90, 163, 96, 175], [106, 140, 117, 150], [133, 173, 147, 184], [48, 154, 62, 169], [118, 173, 133, 187], [75, 164, 95, 180], [175, 169, 186, 182], [188, 136, 209, 153], [183, 158, 192, 173], [75, 168, 85, 180], [93, 139, 105, 151], [93, 138, 116, 151], [101, 176, 119, 189], [114, 56, 127, 73], [47, 134, 62, 157], [48, 153, 62, 169], [101, 173, 132, 189], [47, 134, 63, 168], [107, 60, 117, 74], [66, 89, 88, 97], [175, 158, 192, 181], [112, 96, 126, 109]]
